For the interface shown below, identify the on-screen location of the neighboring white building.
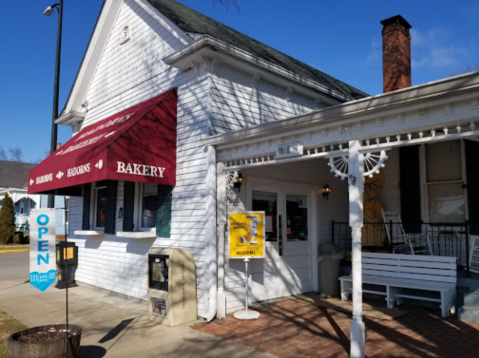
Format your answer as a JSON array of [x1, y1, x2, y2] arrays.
[[0, 160, 39, 231], [0, 160, 68, 237], [29, 0, 479, 334]]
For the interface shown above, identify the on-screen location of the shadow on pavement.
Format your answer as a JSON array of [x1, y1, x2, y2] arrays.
[[78, 345, 107, 358], [98, 318, 134, 343]]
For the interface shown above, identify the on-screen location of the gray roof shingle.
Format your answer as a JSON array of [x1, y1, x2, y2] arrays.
[[147, 0, 369, 100], [0, 160, 36, 189]]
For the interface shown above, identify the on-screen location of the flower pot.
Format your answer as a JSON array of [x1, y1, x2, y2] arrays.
[[8, 324, 82, 358]]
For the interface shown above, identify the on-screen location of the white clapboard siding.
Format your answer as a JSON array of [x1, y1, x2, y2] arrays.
[[210, 68, 315, 135], [67, 1, 212, 318], [66, 0, 341, 319], [86, 0, 183, 112]]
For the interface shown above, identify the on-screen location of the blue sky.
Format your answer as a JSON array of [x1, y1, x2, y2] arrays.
[[1, 0, 478, 163]]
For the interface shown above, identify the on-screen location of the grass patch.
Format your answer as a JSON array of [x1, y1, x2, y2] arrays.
[[0, 244, 28, 249], [0, 310, 27, 358]]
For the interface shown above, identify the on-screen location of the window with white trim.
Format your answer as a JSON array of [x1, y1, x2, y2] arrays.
[[138, 183, 158, 231], [121, 181, 172, 237], [81, 181, 116, 233], [424, 140, 466, 223]]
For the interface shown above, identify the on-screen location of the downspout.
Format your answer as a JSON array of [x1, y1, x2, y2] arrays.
[[216, 162, 227, 319], [205, 144, 217, 322]]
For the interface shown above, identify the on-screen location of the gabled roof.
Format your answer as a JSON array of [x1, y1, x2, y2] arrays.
[[59, 0, 368, 121], [147, 0, 368, 100], [0, 160, 36, 189]]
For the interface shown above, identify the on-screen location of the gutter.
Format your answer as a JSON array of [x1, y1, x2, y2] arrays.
[[203, 71, 479, 148]]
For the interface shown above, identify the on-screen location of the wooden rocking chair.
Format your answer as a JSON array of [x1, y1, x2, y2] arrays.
[[382, 210, 433, 255]]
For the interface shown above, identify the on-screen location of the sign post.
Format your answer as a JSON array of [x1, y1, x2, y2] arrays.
[[229, 212, 265, 319], [29, 209, 56, 291]]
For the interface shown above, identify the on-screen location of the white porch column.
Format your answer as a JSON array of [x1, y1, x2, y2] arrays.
[[348, 140, 365, 358]]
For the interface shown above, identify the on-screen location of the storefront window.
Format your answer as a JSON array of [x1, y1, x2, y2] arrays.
[[286, 194, 308, 241], [141, 183, 158, 229], [252, 191, 277, 241], [95, 187, 108, 229]]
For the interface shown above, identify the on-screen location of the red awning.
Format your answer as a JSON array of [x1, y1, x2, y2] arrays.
[[28, 89, 177, 195]]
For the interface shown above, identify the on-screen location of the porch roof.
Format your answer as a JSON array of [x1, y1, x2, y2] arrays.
[[205, 71, 479, 170]]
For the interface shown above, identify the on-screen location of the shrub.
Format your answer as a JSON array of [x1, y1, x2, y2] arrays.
[[23, 234, 30, 245], [0, 193, 16, 244], [13, 233, 22, 245]]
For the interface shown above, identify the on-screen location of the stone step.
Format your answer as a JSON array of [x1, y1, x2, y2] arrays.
[[463, 290, 479, 306], [458, 306, 479, 324]]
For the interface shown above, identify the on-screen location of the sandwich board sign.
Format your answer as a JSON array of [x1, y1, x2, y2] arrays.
[[229, 212, 265, 259], [29, 209, 56, 291]]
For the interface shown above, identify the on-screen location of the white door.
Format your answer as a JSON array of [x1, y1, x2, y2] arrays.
[[247, 179, 317, 301]]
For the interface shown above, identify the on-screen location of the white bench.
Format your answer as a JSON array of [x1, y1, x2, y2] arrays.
[[339, 252, 457, 317]]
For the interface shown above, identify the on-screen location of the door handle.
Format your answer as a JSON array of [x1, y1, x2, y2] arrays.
[[279, 215, 283, 256]]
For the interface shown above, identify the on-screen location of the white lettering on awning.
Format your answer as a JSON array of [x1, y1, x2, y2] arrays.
[[59, 133, 106, 155], [75, 112, 135, 142], [36, 174, 53, 184], [67, 163, 91, 178], [117, 161, 165, 178]]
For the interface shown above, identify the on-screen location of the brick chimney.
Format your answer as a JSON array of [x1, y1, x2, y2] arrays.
[[381, 15, 412, 93]]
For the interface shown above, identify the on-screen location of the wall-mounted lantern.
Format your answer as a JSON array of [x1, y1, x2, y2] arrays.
[[233, 173, 245, 192], [321, 185, 331, 200]]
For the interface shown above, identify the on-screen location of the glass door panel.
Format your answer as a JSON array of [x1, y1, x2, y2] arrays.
[[286, 194, 308, 241], [252, 191, 278, 241]]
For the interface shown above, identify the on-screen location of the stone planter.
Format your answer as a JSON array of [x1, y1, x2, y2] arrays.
[[8, 324, 82, 358]]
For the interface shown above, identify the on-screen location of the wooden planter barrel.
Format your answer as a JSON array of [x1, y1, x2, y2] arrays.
[[8, 324, 82, 358]]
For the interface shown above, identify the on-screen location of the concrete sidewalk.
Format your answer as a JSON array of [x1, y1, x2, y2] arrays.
[[0, 280, 273, 358]]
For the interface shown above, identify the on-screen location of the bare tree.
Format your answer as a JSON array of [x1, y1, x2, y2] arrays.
[[0, 146, 7, 160], [451, 63, 479, 76], [34, 149, 51, 164], [8, 147, 24, 162], [213, 0, 239, 9]]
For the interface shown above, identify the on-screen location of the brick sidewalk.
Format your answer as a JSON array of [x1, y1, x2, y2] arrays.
[[192, 298, 479, 358]]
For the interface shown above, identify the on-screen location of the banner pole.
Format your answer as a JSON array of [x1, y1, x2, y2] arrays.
[[233, 256, 260, 319], [63, 197, 76, 358], [245, 258, 249, 312]]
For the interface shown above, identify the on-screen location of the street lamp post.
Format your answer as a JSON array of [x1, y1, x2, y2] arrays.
[[44, 1, 63, 209]]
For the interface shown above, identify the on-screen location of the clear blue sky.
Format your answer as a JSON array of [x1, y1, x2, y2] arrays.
[[1, 0, 478, 163]]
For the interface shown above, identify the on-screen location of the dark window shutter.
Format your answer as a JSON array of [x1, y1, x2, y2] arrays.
[[156, 185, 173, 237], [104, 181, 118, 235], [399, 145, 421, 233], [123, 181, 135, 231], [465, 140, 479, 235], [82, 183, 91, 230]]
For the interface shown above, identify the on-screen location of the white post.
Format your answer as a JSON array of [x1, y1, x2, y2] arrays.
[[348, 140, 365, 358], [234, 257, 260, 319], [244, 258, 249, 311]]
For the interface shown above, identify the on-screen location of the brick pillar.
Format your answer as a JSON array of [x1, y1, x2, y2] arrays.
[[381, 15, 412, 93]]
